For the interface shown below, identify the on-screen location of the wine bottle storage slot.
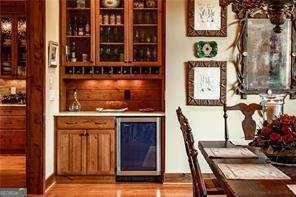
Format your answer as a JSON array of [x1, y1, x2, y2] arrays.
[[64, 66, 160, 75]]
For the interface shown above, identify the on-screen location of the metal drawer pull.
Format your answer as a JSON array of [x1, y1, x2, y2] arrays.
[[94, 122, 106, 125], [65, 122, 78, 125]]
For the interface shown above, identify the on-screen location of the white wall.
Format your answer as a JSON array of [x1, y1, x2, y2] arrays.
[[43, 0, 296, 176], [165, 0, 296, 173], [45, 0, 59, 178]]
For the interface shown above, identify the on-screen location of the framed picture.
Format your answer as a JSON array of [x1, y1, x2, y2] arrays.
[[235, 16, 296, 98], [187, 0, 227, 37], [186, 61, 227, 106], [48, 41, 59, 68]]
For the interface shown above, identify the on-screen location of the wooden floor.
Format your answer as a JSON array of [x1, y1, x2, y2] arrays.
[[0, 154, 26, 188], [0, 155, 194, 196], [42, 183, 193, 197]]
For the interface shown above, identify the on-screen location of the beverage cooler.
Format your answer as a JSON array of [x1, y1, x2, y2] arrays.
[[116, 117, 161, 179]]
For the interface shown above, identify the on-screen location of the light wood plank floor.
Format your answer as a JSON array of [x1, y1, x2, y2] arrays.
[[0, 154, 26, 188], [43, 183, 193, 197], [0, 155, 194, 196]]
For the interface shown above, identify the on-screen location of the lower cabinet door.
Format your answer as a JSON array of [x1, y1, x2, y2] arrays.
[[57, 130, 87, 175], [86, 130, 115, 175], [0, 130, 25, 152]]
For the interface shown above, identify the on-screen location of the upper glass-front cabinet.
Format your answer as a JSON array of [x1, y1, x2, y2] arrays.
[[61, 0, 95, 65], [132, 0, 162, 65], [1, 17, 13, 76], [17, 17, 27, 78], [0, 15, 26, 79], [60, 0, 163, 68]]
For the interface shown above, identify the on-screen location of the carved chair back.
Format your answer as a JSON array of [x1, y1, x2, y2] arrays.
[[176, 107, 207, 197], [223, 103, 262, 140]]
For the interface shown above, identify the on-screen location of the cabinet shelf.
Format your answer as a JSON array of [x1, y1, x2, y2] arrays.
[[133, 43, 157, 45], [67, 8, 91, 10], [133, 24, 157, 27], [100, 8, 124, 10], [66, 35, 91, 38], [133, 8, 158, 11], [100, 42, 124, 45], [100, 24, 124, 27]]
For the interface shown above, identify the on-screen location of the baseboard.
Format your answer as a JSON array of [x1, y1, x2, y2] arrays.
[[55, 175, 115, 184], [164, 173, 217, 188], [45, 173, 56, 192]]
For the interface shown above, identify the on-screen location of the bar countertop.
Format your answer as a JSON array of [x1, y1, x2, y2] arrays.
[[0, 104, 26, 107], [56, 111, 165, 117]]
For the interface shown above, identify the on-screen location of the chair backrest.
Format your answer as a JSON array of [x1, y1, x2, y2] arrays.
[[176, 107, 207, 197], [223, 103, 262, 140]]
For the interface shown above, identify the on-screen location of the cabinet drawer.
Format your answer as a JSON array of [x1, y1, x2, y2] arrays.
[[0, 116, 26, 129], [0, 130, 25, 150], [56, 117, 115, 129], [0, 106, 25, 115]]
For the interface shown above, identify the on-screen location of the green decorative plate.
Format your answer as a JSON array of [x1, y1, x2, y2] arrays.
[[194, 41, 218, 58]]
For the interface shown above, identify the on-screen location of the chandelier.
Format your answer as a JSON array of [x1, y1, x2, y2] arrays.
[[220, 0, 296, 33]]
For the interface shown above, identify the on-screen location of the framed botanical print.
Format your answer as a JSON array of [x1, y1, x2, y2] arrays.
[[186, 61, 227, 106], [187, 0, 227, 37]]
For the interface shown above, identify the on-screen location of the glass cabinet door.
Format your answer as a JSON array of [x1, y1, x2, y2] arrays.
[[132, 0, 161, 65], [98, 0, 127, 65], [17, 17, 26, 78], [64, 0, 94, 65], [1, 17, 13, 76]]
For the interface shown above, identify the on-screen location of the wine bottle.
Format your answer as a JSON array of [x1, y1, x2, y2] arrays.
[[78, 16, 84, 36], [73, 16, 78, 36], [113, 27, 118, 42], [68, 18, 73, 35], [85, 17, 90, 35], [71, 42, 77, 62]]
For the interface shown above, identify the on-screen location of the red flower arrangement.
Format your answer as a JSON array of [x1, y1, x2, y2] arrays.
[[250, 115, 296, 155]]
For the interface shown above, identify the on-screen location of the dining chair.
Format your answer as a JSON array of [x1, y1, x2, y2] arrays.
[[223, 103, 262, 141], [176, 107, 224, 197]]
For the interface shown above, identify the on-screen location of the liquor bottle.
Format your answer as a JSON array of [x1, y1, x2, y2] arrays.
[[66, 45, 70, 61], [78, 17, 85, 36], [135, 30, 139, 42], [73, 16, 78, 36], [70, 42, 77, 62], [100, 27, 105, 42], [113, 27, 119, 42], [152, 48, 157, 61], [146, 48, 151, 61], [68, 18, 73, 35], [85, 17, 90, 35]]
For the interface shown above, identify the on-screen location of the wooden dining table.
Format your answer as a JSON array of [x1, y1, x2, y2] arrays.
[[198, 141, 296, 197]]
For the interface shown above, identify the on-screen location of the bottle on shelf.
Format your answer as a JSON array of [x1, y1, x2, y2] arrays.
[[70, 42, 77, 62], [85, 17, 90, 35], [73, 16, 78, 36], [68, 18, 73, 35], [66, 45, 70, 61], [78, 16, 85, 36]]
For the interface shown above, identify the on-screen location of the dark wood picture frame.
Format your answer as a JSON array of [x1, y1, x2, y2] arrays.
[[233, 12, 296, 99], [186, 0, 227, 37], [186, 61, 227, 106]]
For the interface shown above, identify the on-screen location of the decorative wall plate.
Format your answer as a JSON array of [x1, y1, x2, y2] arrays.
[[194, 41, 218, 58]]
